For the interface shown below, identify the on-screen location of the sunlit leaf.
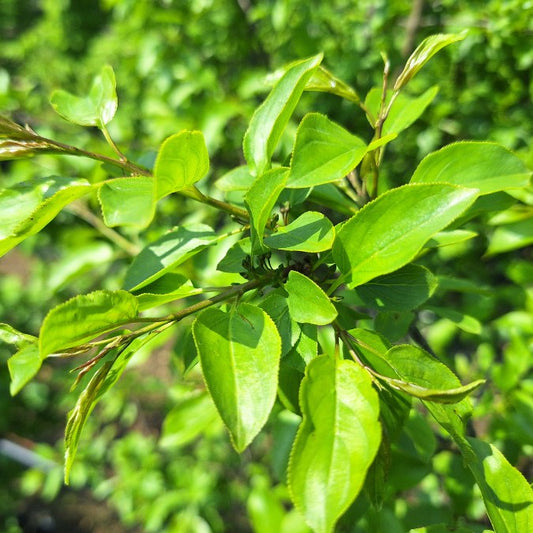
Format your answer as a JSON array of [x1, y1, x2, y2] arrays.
[[8, 344, 41, 396]]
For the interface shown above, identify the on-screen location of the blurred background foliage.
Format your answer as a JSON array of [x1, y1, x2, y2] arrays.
[[0, 0, 532, 532]]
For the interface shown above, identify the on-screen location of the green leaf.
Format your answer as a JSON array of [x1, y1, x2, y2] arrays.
[[244, 167, 288, 253], [133, 273, 202, 311], [410, 142, 531, 195], [243, 54, 323, 176], [217, 237, 252, 274], [123, 223, 220, 291], [394, 32, 467, 91], [215, 165, 254, 192], [64, 332, 156, 483], [0, 323, 37, 347], [160, 391, 222, 449], [264, 211, 335, 252], [285, 271, 338, 325], [427, 306, 482, 335], [485, 215, 533, 256], [192, 303, 281, 451], [355, 264, 438, 311], [365, 86, 439, 134], [425, 229, 478, 249], [0, 176, 94, 257], [333, 184, 478, 289], [98, 177, 155, 228], [287, 113, 369, 188], [50, 65, 117, 127], [288, 356, 381, 533], [305, 66, 361, 104], [8, 344, 41, 396], [39, 290, 138, 357], [153, 130, 209, 199], [461, 437, 533, 533]]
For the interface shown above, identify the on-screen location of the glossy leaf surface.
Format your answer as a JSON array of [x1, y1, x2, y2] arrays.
[[288, 356, 381, 533], [410, 142, 531, 195], [264, 211, 335, 252], [154, 131, 209, 199], [50, 65, 117, 126], [192, 303, 281, 451], [243, 54, 322, 176], [123, 224, 219, 291], [333, 184, 478, 288], [285, 271, 338, 325], [39, 290, 138, 357]]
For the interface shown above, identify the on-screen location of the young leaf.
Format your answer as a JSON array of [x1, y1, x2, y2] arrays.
[[285, 271, 338, 325], [123, 223, 220, 291], [50, 65, 117, 127], [98, 177, 155, 228], [354, 264, 438, 311], [243, 54, 323, 176], [410, 142, 531, 195], [39, 290, 138, 357], [305, 66, 361, 104], [485, 216, 533, 256], [264, 211, 335, 252], [287, 113, 369, 188], [244, 167, 288, 253], [394, 32, 466, 91], [0, 176, 94, 257], [192, 303, 282, 451], [425, 229, 478, 249], [333, 183, 478, 289], [461, 437, 533, 533], [0, 323, 37, 347], [153, 130, 209, 199], [364, 86, 439, 134], [288, 356, 381, 533], [8, 344, 42, 396]]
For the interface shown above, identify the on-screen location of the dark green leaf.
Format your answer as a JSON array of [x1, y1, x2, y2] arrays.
[[39, 290, 138, 357], [50, 65, 117, 127], [244, 167, 288, 253], [216, 237, 252, 273], [355, 264, 438, 311], [192, 303, 281, 451], [264, 211, 335, 252], [288, 356, 381, 533], [410, 142, 531, 195], [153, 130, 209, 199], [243, 54, 322, 176], [285, 271, 338, 325], [98, 177, 155, 228], [333, 184, 478, 289], [123, 223, 220, 291], [8, 344, 41, 395]]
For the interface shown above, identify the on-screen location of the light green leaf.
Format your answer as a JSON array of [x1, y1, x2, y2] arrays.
[[133, 273, 202, 311], [39, 290, 138, 357], [394, 32, 467, 91], [8, 344, 41, 396], [460, 438, 533, 533], [333, 184, 478, 289], [244, 167, 288, 253], [485, 215, 533, 256], [50, 65, 117, 127], [410, 142, 531, 195], [160, 392, 222, 449], [288, 356, 381, 533], [153, 130, 209, 199], [427, 306, 482, 334], [64, 332, 156, 483], [425, 229, 478, 249], [355, 264, 438, 311], [264, 211, 335, 252], [0, 176, 94, 257], [243, 54, 323, 176], [0, 323, 36, 347], [215, 165, 254, 192], [306, 66, 361, 104], [365, 86, 439, 133], [123, 223, 220, 291], [192, 303, 281, 451], [287, 113, 368, 188], [285, 271, 338, 325], [98, 177, 155, 228]]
